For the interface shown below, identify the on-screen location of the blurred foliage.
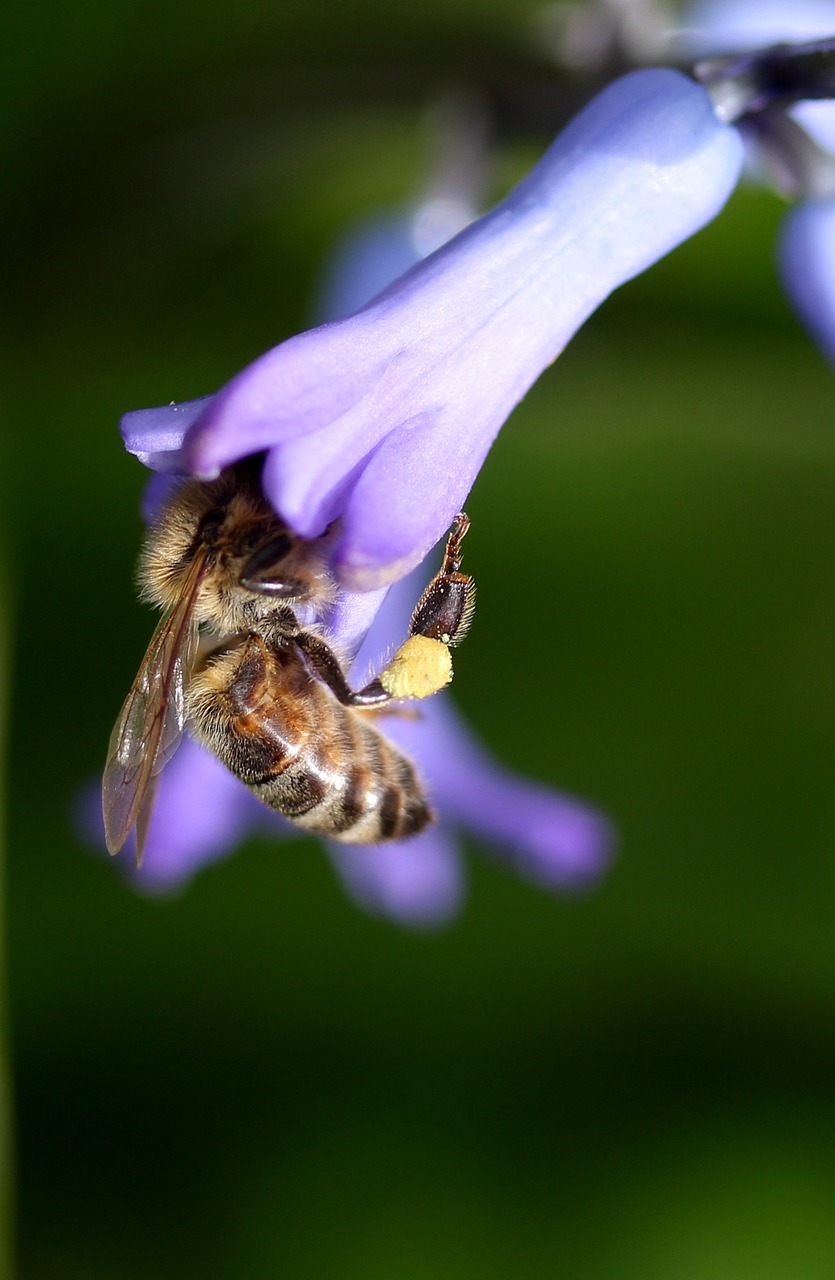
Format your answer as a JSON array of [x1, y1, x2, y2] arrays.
[[5, 0, 835, 1277]]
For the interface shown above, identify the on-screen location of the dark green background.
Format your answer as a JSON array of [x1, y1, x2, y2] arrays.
[[5, 1, 835, 1275]]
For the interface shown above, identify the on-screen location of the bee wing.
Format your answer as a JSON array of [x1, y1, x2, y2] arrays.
[[102, 551, 208, 862]]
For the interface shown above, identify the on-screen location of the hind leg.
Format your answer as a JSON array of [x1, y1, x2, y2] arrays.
[[293, 513, 476, 706]]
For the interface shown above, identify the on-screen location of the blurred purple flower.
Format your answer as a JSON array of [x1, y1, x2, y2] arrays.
[[779, 197, 835, 362], [87, 570, 613, 927], [122, 67, 742, 593], [682, 0, 835, 363], [91, 697, 613, 927], [313, 198, 477, 324]]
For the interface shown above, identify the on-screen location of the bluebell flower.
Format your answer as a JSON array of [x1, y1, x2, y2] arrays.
[[683, 0, 835, 363], [123, 68, 742, 593], [98, 66, 745, 922]]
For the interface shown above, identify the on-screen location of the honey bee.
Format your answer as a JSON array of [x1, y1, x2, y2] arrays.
[[103, 462, 475, 862]]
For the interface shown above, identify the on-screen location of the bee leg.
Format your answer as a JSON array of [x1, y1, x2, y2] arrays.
[[408, 512, 476, 648], [293, 514, 475, 706], [293, 630, 391, 707]]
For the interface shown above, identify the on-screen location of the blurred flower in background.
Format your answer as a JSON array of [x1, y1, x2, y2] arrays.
[[312, 91, 487, 324], [93, 571, 614, 926]]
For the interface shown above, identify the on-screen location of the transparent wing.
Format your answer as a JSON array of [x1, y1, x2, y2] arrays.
[[102, 551, 208, 862]]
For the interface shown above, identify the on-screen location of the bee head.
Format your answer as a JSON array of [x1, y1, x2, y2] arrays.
[[139, 470, 335, 626]]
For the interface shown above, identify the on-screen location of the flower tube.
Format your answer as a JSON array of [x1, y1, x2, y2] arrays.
[[122, 68, 743, 596]]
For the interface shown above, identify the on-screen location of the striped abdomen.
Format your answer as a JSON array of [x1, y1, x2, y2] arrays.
[[187, 634, 432, 843]]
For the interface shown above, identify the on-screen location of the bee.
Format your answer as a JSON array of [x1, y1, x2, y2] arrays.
[[103, 462, 475, 862]]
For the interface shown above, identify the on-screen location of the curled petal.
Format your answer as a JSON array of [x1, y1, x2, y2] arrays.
[[327, 826, 465, 927], [334, 409, 482, 590], [185, 322, 393, 474], [778, 197, 835, 363], [347, 563, 430, 685], [121, 396, 214, 471]]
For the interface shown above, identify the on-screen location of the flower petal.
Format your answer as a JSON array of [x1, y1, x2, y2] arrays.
[[314, 200, 477, 322], [779, 197, 835, 363], [319, 583, 392, 660], [346, 562, 431, 685], [140, 472, 182, 524], [327, 826, 465, 926], [333, 407, 483, 589], [121, 736, 266, 891], [184, 319, 395, 478], [344, 569, 612, 890], [385, 696, 614, 889], [121, 395, 215, 471], [332, 72, 742, 586]]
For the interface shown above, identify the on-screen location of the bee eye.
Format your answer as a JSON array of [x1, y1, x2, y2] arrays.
[[240, 532, 302, 596]]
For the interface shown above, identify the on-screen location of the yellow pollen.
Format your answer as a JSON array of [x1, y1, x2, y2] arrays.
[[379, 635, 453, 700]]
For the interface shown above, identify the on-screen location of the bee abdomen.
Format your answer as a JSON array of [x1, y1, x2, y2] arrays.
[[188, 637, 433, 844], [255, 706, 433, 843]]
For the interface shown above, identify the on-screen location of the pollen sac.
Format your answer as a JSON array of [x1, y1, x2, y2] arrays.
[[379, 635, 453, 700]]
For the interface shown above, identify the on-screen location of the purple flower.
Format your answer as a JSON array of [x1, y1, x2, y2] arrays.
[[96, 65, 746, 923], [780, 197, 835, 363], [122, 68, 742, 594]]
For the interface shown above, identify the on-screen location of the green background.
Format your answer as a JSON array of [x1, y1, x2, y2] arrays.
[[5, 1, 835, 1275]]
